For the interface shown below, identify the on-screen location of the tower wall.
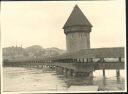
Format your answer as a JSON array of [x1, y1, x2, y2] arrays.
[[66, 32, 90, 52], [65, 26, 91, 53]]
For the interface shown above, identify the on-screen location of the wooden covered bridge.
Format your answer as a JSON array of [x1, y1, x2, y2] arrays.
[[3, 47, 125, 78]]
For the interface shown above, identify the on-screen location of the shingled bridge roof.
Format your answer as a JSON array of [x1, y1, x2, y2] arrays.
[[11, 47, 124, 62], [56, 47, 124, 59]]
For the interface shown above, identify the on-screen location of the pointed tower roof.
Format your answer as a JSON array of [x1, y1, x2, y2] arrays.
[[63, 5, 92, 29]]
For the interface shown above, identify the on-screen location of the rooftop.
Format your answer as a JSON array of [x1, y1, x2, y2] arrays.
[[57, 47, 124, 59], [63, 5, 92, 29]]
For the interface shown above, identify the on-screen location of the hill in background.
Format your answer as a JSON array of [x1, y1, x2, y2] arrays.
[[3, 45, 66, 60]]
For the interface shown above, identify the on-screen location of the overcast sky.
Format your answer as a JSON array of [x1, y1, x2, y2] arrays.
[[1, 0, 126, 50]]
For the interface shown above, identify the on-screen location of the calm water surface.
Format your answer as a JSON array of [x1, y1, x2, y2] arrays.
[[3, 67, 125, 92]]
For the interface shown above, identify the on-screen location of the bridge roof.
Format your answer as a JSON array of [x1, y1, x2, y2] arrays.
[[9, 47, 124, 62], [56, 47, 124, 59]]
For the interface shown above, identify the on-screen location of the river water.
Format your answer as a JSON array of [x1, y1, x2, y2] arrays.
[[3, 67, 126, 92]]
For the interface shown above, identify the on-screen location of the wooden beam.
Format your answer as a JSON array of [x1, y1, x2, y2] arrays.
[[116, 70, 120, 77], [103, 69, 105, 77]]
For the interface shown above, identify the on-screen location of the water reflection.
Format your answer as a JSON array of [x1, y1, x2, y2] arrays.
[[3, 67, 125, 92]]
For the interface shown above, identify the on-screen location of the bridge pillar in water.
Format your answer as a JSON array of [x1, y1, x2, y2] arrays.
[[89, 71, 93, 77], [56, 67, 64, 75], [103, 69, 105, 77], [67, 69, 73, 78], [60, 67, 64, 75], [52, 66, 56, 70], [63, 68, 68, 77], [116, 70, 120, 77], [72, 71, 93, 78], [72, 71, 76, 78], [55, 66, 59, 74], [116, 69, 121, 83]]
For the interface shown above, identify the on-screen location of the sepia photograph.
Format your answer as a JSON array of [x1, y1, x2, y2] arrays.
[[1, 0, 126, 93]]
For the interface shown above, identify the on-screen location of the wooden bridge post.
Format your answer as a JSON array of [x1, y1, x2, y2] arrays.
[[90, 58, 93, 62], [56, 66, 63, 75], [67, 69, 73, 78], [63, 68, 68, 77], [60, 67, 64, 75], [116, 57, 121, 78], [116, 70, 121, 83], [79, 59, 81, 63], [55, 66, 58, 73], [72, 71, 77, 78], [82, 58, 84, 63], [116, 70, 120, 77], [74, 59, 77, 63], [89, 71, 93, 77], [119, 57, 121, 62], [103, 69, 105, 77], [86, 58, 89, 63], [75, 58, 77, 63]]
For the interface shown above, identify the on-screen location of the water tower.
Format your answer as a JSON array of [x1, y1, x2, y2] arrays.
[[63, 5, 92, 52]]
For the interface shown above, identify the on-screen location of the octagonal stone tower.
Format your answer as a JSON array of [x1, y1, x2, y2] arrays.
[[63, 5, 92, 53]]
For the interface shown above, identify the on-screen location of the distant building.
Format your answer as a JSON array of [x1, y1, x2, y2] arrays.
[[63, 5, 92, 53]]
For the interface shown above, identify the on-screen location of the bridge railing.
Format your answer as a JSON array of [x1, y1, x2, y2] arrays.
[[53, 57, 124, 63]]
